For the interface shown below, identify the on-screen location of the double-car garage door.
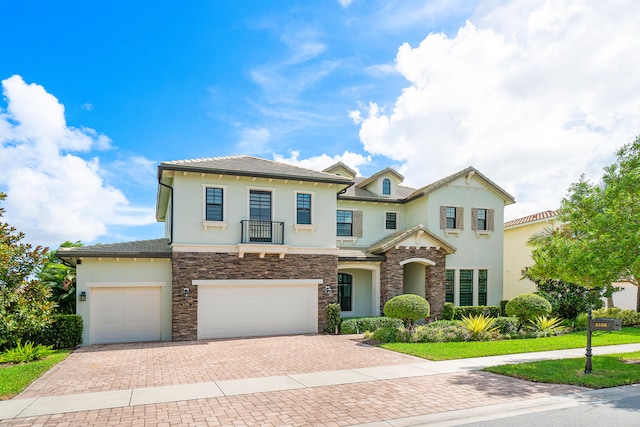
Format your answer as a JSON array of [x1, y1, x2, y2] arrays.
[[196, 280, 319, 339]]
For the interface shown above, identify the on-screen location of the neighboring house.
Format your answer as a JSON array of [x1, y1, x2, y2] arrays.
[[503, 210, 638, 309], [58, 156, 515, 345]]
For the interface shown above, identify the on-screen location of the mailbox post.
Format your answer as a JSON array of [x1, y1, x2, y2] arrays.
[[585, 309, 622, 374]]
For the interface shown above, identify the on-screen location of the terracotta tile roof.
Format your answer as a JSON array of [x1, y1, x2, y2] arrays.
[[56, 238, 172, 259], [160, 155, 352, 184], [504, 210, 558, 228]]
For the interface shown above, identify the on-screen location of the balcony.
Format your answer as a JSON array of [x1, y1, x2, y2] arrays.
[[241, 220, 285, 245]]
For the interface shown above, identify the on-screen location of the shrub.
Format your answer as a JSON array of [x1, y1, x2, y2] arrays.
[[442, 302, 455, 321], [621, 310, 640, 326], [591, 308, 640, 327], [340, 317, 403, 334], [499, 300, 509, 317], [457, 314, 498, 341], [0, 340, 53, 364], [530, 316, 564, 336], [383, 295, 430, 329], [573, 312, 589, 330], [493, 317, 519, 335], [371, 326, 404, 343], [414, 323, 469, 343], [326, 303, 341, 334], [452, 305, 500, 320], [505, 293, 552, 329], [28, 314, 83, 348]]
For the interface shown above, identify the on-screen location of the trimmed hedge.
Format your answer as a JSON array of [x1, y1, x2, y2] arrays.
[[340, 317, 403, 334], [383, 294, 430, 327], [326, 303, 341, 334], [506, 293, 552, 327], [29, 314, 83, 349], [441, 304, 500, 320], [500, 300, 509, 317]]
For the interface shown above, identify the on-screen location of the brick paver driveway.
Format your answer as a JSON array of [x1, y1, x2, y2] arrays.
[[5, 335, 585, 426]]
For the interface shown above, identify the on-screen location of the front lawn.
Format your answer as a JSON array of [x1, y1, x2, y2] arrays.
[[485, 350, 640, 388], [382, 327, 640, 360], [0, 350, 71, 400]]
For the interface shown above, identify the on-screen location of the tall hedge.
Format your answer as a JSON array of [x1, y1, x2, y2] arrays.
[[29, 314, 83, 349]]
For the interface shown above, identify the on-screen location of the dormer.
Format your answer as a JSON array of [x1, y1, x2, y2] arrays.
[[355, 167, 404, 197], [323, 162, 357, 180]]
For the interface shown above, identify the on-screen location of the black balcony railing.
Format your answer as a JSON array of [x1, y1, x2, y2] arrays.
[[241, 220, 284, 244]]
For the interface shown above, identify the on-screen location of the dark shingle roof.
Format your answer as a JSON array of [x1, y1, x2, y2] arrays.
[[159, 155, 352, 185], [340, 177, 415, 201], [56, 238, 172, 260]]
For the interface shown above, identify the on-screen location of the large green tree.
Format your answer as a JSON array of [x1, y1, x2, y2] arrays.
[[527, 136, 640, 311], [0, 192, 55, 349], [38, 241, 82, 314]]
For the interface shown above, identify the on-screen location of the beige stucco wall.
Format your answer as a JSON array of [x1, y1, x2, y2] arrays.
[[75, 258, 173, 345], [503, 218, 562, 300], [169, 173, 339, 248]]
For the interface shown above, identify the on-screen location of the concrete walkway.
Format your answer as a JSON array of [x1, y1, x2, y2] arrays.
[[1, 342, 638, 424]]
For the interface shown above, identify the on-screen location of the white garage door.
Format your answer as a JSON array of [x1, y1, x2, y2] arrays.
[[197, 281, 318, 339], [92, 287, 162, 344]]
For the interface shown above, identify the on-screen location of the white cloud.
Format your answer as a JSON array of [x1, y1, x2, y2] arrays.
[[0, 75, 155, 247], [273, 150, 371, 175], [338, 0, 355, 8], [237, 127, 272, 154], [352, 0, 640, 220]]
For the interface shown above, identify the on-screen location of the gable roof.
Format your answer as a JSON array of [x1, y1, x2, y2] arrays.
[[159, 155, 353, 185], [56, 238, 172, 263], [405, 166, 515, 204], [355, 167, 404, 189], [504, 210, 558, 229], [323, 161, 357, 179], [368, 225, 456, 255]]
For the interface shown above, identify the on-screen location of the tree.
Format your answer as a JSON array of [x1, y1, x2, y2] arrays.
[[383, 294, 430, 329], [527, 135, 640, 312], [0, 192, 55, 349], [38, 241, 82, 314]]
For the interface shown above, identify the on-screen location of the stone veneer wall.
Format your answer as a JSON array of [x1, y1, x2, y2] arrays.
[[379, 247, 447, 319], [172, 252, 338, 341]]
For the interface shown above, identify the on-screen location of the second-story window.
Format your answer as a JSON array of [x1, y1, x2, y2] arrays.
[[477, 208, 487, 230], [385, 212, 397, 230], [205, 187, 224, 221], [446, 207, 457, 229], [337, 210, 353, 236], [296, 193, 312, 225], [382, 178, 391, 195]]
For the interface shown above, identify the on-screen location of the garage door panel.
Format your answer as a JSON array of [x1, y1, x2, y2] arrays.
[[92, 287, 161, 344], [198, 283, 318, 339]]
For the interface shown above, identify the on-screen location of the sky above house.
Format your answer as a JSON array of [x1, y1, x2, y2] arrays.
[[1, 0, 640, 249]]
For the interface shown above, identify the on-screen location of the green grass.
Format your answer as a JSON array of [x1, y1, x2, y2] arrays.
[[485, 350, 640, 388], [0, 350, 71, 400], [382, 327, 640, 361]]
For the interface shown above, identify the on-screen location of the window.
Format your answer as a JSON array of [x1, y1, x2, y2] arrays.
[[459, 269, 473, 306], [477, 209, 487, 230], [205, 187, 224, 221], [382, 178, 391, 195], [440, 206, 463, 230], [445, 270, 454, 303], [338, 273, 352, 312], [337, 210, 353, 236], [385, 212, 397, 230], [296, 193, 311, 225], [446, 207, 456, 229], [478, 270, 488, 306], [249, 190, 272, 222], [472, 208, 494, 232]]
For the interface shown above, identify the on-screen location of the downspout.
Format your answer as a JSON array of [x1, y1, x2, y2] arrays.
[[158, 179, 174, 245]]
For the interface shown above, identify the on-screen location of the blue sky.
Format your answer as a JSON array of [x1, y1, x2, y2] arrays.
[[1, 1, 640, 248]]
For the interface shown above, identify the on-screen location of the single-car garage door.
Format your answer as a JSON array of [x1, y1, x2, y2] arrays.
[[197, 280, 318, 339], [92, 287, 162, 344]]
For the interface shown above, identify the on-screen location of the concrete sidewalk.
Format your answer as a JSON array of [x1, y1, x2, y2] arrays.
[[1, 343, 638, 423]]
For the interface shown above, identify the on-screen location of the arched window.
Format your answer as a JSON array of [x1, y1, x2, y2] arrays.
[[382, 178, 391, 195], [337, 273, 353, 312]]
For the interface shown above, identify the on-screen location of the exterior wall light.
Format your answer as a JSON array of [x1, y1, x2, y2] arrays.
[[79, 291, 87, 302], [325, 286, 332, 295], [183, 287, 190, 299]]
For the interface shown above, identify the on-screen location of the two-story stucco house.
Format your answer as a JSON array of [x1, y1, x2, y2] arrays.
[[58, 155, 515, 345]]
